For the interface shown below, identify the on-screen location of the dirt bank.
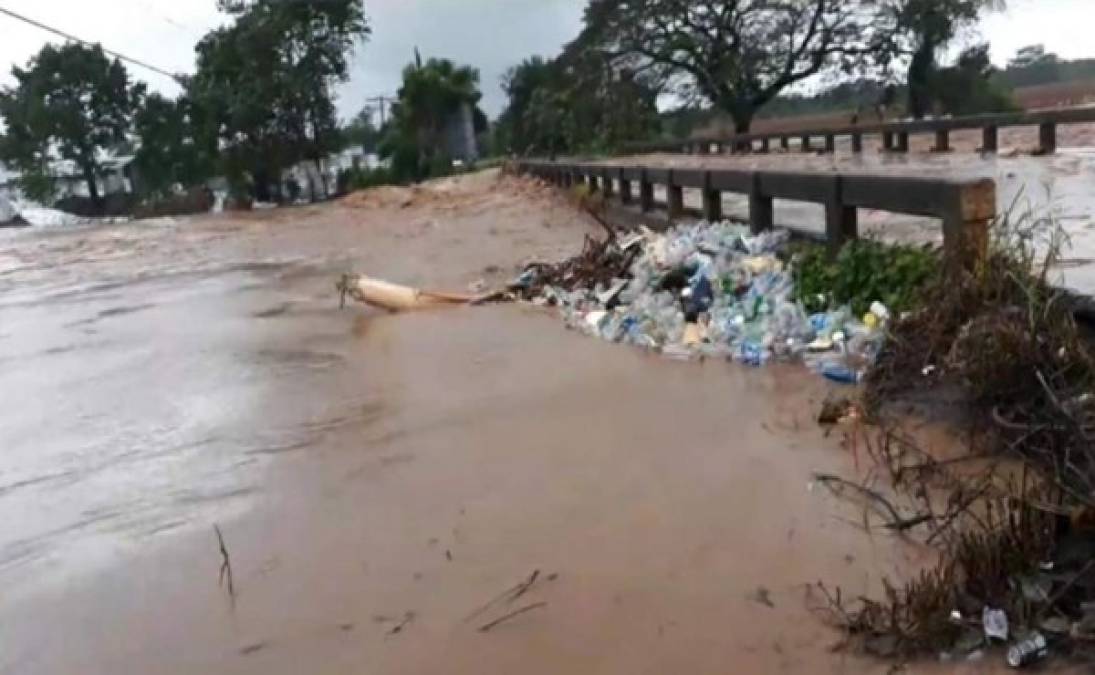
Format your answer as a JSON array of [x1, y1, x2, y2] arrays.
[[0, 170, 997, 673]]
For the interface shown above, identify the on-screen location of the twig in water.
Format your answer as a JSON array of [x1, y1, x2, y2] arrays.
[[463, 569, 541, 623], [214, 524, 235, 599], [387, 611, 416, 635], [1040, 559, 1095, 617], [509, 569, 540, 603], [813, 473, 931, 532], [478, 602, 547, 633], [579, 200, 616, 240], [924, 476, 995, 546]]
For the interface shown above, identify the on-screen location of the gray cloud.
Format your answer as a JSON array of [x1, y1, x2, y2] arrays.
[[1, 0, 1093, 126]]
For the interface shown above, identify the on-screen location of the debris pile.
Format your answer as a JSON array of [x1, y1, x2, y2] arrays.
[[815, 213, 1095, 668], [513, 220, 889, 380]]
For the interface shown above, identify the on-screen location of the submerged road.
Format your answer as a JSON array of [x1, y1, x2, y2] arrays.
[[0, 171, 1002, 673]]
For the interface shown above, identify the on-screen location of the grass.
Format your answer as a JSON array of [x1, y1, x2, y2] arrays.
[[791, 239, 940, 316], [820, 208, 1095, 663]]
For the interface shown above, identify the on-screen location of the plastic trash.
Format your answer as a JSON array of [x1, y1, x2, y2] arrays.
[[338, 274, 477, 311], [869, 301, 891, 323], [821, 363, 863, 384], [682, 275, 714, 317], [522, 218, 890, 381], [736, 340, 770, 367], [584, 311, 609, 332], [983, 607, 1009, 641], [1006, 633, 1048, 668]]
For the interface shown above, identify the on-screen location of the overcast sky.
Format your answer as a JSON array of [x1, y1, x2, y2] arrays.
[[0, 0, 1093, 122]]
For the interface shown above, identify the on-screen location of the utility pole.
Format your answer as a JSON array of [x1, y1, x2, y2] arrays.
[[365, 95, 392, 127]]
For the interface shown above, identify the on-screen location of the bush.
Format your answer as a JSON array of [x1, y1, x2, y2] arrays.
[[132, 187, 215, 219], [54, 192, 140, 218], [336, 166, 400, 194], [792, 240, 940, 316]]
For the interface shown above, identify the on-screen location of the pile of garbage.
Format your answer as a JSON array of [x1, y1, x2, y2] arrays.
[[513, 220, 890, 383]]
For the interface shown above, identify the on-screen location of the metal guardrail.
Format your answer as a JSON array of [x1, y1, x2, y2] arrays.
[[516, 160, 996, 267], [627, 106, 1095, 156]]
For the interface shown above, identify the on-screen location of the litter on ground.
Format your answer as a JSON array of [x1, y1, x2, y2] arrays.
[[512, 220, 890, 382], [338, 219, 893, 382]]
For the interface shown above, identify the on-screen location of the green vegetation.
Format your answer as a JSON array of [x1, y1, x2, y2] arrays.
[[0, 0, 368, 208], [132, 93, 216, 198], [0, 43, 142, 205], [582, 0, 876, 134], [877, 0, 1006, 119], [494, 30, 660, 156], [379, 56, 484, 184], [189, 0, 368, 202], [792, 240, 940, 316], [929, 45, 1017, 116], [341, 108, 380, 154], [3, 0, 1089, 211], [996, 44, 1095, 89], [498, 0, 1010, 147]]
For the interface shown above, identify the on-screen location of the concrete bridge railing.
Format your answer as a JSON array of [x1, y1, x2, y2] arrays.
[[625, 106, 1095, 157], [515, 160, 997, 268]]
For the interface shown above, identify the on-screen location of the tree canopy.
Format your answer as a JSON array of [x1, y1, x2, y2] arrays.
[[0, 43, 142, 204], [342, 108, 381, 153], [585, 0, 879, 132], [496, 16, 662, 158], [188, 0, 368, 200], [380, 57, 483, 182], [877, 0, 1004, 118], [132, 93, 217, 197]]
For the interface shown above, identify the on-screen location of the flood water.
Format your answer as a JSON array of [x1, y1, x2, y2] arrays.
[[628, 122, 1095, 294], [0, 172, 1018, 673]]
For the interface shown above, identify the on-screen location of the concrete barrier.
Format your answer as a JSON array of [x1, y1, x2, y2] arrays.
[[626, 105, 1095, 157], [516, 159, 996, 268]]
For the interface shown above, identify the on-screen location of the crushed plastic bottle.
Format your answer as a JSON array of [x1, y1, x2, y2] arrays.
[[1007, 633, 1049, 668], [530, 219, 891, 380], [821, 362, 863, 384]]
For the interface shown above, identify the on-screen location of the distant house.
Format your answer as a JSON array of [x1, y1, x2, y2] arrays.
[[0, 156, 134, 203], [281, 147, 383, 201]]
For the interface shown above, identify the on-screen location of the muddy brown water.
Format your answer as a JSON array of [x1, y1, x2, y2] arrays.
[[0, 171, 1016, 673]]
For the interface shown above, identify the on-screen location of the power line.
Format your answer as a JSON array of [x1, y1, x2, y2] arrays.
[[0, 4, 182, 83], [133, 0, 204, 41]]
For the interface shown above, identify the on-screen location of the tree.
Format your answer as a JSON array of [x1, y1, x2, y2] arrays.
[[1009, 44, 1056, 70], [380, 57, 483, 182], [496, 25, 661, 156], [189, 0, 369, 201], [342, 108, 381, 153], [132, 93, 216, 197], [587, 0, 877, 133], [1003, 44, 1061, 88], [496, 57, 559, 155], [0, 43, 141, 205], [930, 44, 1016, 115], [880, 0, 1004, 118]]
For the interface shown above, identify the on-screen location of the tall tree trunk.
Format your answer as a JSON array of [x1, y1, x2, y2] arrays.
[[727, 100, 755, 152], [253, 167, 272, 203], [721, 95, 755, 134], [81, 163, 101, 209], [907, 40, 936, 120], [312, 156, 326, 201]]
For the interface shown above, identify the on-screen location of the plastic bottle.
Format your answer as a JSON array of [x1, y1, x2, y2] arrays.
[[821, 362, 863, 384], [1006, 633, 1048, 668], [736, 340, 770, 367]]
